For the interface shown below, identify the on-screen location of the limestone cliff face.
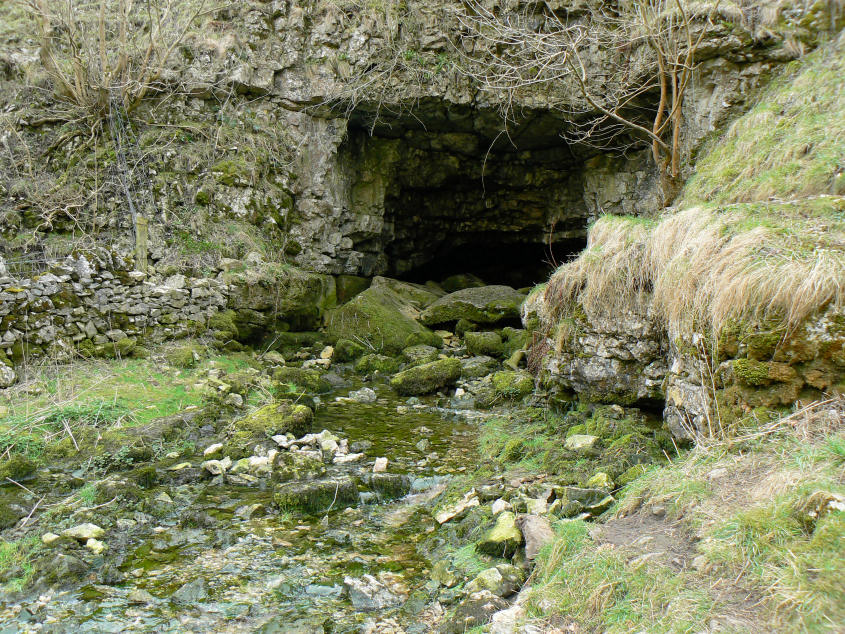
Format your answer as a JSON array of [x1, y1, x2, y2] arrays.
[[0, 0, 826, 280]]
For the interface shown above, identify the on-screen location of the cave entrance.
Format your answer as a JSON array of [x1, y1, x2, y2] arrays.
[[342, 102, 590, 288]]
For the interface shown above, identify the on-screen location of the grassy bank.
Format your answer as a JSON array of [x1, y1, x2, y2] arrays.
[[524, 398, 844, 632]]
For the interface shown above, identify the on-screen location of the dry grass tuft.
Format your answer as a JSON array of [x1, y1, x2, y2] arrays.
[[539, 35, 845, 347]]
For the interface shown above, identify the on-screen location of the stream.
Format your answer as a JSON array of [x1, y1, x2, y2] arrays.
[[0, 378, 479, 633]]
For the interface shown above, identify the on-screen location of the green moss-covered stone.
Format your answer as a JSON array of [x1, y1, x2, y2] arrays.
[[465, 331, 504, 357], [336, 275, 371, 304], [361, 473, 412, 500], [272, 452, 326, 483], [476, 511, 522, 558], [166, 344, 204, 368], [325, 285, 439, 354], [491, 370, 534, 399], [334, 338, 367, 362], [0, 455, 36, 481], [454, 319, 478, 337], [617, 464, 649, 486], [271, 366, 331, 393], [390, 358, 461, 395], [401, 344, 439, 366], [355, 353, 401, 374], [405, 330, 444, 349], [441, 273, 485, 293], [233, 401, 313, 439], [274, 477, 359, 513], [421, 286, 525, 326], [208, 309, 239, 340]]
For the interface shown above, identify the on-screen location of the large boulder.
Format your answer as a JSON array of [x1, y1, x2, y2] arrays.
[[390, 358, 461, 395], [224, 264, 336, 334], [274, 477, 359, 513], [325, 285, 440, 354], [369, 276, 443, 308], [465, 331, 504, 357], [228, 402, 313, 455], [421, 286, 525, 326]]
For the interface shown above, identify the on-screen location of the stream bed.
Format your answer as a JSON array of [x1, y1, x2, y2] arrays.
[[0, 379, 479, 633]]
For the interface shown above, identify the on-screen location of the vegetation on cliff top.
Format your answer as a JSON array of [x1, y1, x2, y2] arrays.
[[538, 33, 845, 346]]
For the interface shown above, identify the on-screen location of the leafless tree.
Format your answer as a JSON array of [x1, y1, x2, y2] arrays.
[[456, 0, 723, 205], [23, 0, 209, 123]]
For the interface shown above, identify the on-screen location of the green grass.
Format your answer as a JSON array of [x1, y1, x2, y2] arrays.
[[526, 403, 844, 632], [0, 344, 255, 461], [0, 537, 40, 592], [682, 38, 845, 206]]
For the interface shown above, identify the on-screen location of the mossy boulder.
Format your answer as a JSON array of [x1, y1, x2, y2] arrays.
[[271, 366, 331, 393], [454, 319, 478, 337], [232, 402, 313, 441], [272, 452, 326, 483], [461, 355, 499, 379], [325, 285, 440, 355], [401, 344, 440, 366], [336, 275, 371, 304], [224, 264, 335, 332], [405, 330, 444, 349], [421, 286, 525, 326], [355, 353, 401, 374], [334, 338, 367, 362], [361, 473, 412, 500], [369, 276, 443, 308], [441, 273, 485, 293], [476, 511, 523, 558], [208, 309, 239, 341], [491, 371, 534, 399], [465, 331, 504, 357], [274, 477, 359, 513], [166, 343, 205, 368], [390, 358, 462, 395], [0, 455, 36, 481], [501, 327, 529, 357]]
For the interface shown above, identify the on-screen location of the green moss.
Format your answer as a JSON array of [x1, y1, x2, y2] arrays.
[[334, 338, 367, 362], [390, 358, 462, 395], [274, 478, 359, 513], [208, 310, 239, 340], [465, 331, 504, 357], [166, 343, 205, 368], [354, 353, 401, 374], [233, 401, 313, 439], [733, 358, 772, 386], [0, 455, 36, 481], [491, 371, 534, 399], [325, 285, 439, 354], [271, 366, 331, 393]]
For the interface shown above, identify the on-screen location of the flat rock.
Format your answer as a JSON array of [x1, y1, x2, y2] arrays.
[[63, 523, 105, 541], [421, 285, 525, 326], [516, 514, 555, 560], [343, 574, 404, 611]]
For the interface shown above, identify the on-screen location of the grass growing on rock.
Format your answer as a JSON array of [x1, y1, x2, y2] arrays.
[[0, 537, 40, 592], [524, 398, 845, 632], [538, 35, 845, 349]]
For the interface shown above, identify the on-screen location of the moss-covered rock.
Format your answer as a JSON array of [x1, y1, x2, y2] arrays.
[[274, 477, 359, 513], [166, 343, 204, 368], [355, 353, 401, 374], [501, 327, 529, 357], [0, 455, 36, 481], [232, 402, 313, 442], [454, 319, 478, 337], [336, 275, 371, 304], [334, 338, 367, 362], [461, 355, 499, 379], [369, 276, 443, 308], [272, 452, 326, 483], [208, 309, 239, 341], [491, 370, 534, 399], [405, 330, 444, 349], [271, 366, 331, 393], [224, 264, 335, 333], [401, 344, 440, 366], [465, 331, 504, 357], [441, 273, 485, 293], [421, 286, 525, 326], [361, 473, 412, 500], [476, 511, 522, 558], [390, 358, 462, 395], [325, 285, 440, 354]]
